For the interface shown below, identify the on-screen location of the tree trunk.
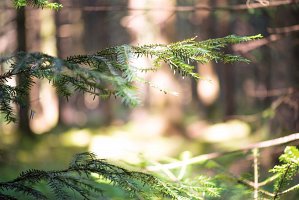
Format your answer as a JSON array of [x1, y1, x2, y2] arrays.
[[16, 7, 34, 137]]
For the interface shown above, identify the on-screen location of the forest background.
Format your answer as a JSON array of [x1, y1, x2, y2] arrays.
[[0, 0, 299, 199]]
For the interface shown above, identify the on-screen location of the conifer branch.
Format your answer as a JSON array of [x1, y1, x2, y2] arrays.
[[13, 0, 62, 10], [0, 152, 220, 199], [0, 35, 262, 123], [270, 146, 299, 199]]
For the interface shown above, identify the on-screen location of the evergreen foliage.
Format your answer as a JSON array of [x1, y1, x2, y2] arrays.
[[13, 0, 62, 10], [270, 146, 299, 199], [0, 152, 220, 199], [200, 145, 299, 199], [0, 35, 262, 123]]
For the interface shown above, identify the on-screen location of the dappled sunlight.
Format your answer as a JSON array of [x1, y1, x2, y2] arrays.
[[50, 120, 186, 163], [187, 120, 251, 149], [124, 0, 175, 44], [40, 9, 56, 56], [0, 123, 15, 136], [60, 129, 92, 147], [87, 111, 188, 163], [30, 81, 59, 134], [0, 123, 17, 146], [130, 109, 168, 136], [197, 63, 219, 106], [201, 120, 250, 142], [89, 129, 183, 163], [84, 93, 100, 109]]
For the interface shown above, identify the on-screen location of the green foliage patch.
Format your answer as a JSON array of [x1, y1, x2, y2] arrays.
[[0, 152, 220, 199], [0, 35, 261, 123], [270, 146, 299, 199], [13, 0, 62, 10]]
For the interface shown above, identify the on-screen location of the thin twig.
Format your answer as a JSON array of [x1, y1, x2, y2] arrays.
[[258, 174, 280, 187], [150, 161, 178, 181], [232, 34, 283, 54], [177, 151, 191, 181], [147, 133, 299, 171], [209, 159, 275, 198], [246, 87, 294, 98], [253, 148, 259, 200], [277, 183, 299, 195], [268, 24, 299, 34], [274, 164, 292, 199], [237, 177, 275, 197]]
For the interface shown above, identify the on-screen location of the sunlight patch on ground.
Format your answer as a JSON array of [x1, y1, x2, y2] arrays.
[[129, 110, 168, 137], [89, 130, 183, 163], [188, 120, 250, 143], [60, 129, 92, 147]]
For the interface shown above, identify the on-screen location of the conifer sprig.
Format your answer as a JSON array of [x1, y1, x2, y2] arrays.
[[0, 35, 262, 123], [0, 152, 220, 199], [13, 0, 62, 9], [270, 146, 299, 199]]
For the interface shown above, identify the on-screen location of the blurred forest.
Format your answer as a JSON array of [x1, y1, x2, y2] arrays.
[[0, 0, 299, 199]]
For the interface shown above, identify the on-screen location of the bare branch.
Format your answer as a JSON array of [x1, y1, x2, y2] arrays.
[[253, 148, 259, 200], [233, 24, 299, 54], [233, 34, 282, 53], [268, 24, 299, 34], [147, 133, 299, 171]]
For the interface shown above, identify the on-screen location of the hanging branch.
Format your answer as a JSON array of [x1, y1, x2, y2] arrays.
[[0, 35, 262, 123]]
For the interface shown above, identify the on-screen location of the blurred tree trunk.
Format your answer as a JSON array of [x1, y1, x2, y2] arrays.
[[222, 63, 235, 116], [55, 1, 65, 126], [194, 0, 220, 119], [82, 1, 113, 125], [269, 6, 299, 134], [216, 0, 235, 117], [55, 0, 81, 126], [16, 7, 34, 137]]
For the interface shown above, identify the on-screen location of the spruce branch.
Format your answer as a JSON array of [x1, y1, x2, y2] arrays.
[[270, 146, 299, 199], [0, 152, 220, 200], [0, 35, 262, 123], [13, 0, 62, 10]]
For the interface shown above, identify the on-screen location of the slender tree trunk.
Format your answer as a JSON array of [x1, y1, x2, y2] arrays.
[[83, 1, 112, 125], [16, 7, 34, 137], [54, 3, 64, 126], [217, 0, 235, 117], [223, 63, 235, 116]]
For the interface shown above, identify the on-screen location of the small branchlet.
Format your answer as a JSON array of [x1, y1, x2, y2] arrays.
[[270, 146, 299, 199]]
